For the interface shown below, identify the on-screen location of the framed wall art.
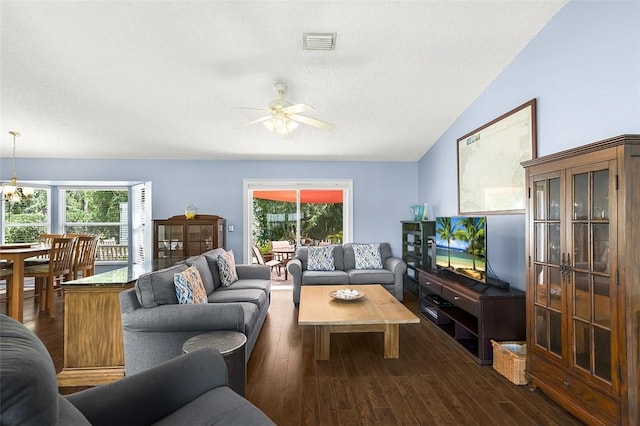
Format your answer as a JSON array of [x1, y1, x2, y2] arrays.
[[457, 99, 537, 215]]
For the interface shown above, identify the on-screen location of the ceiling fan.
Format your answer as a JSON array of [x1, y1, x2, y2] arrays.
[[239, 82, 334, 138]]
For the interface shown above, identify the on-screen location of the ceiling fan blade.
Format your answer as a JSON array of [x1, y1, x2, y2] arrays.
[[289, 114, 335, 131], [282, 103, 314, 114], [236, 107, 271, 112], [238, 115, 272, 128]]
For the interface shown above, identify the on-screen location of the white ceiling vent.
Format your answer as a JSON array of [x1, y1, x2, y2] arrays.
[[303, 33, 336, 51]]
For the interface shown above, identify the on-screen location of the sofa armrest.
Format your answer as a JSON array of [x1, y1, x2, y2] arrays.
[[384, 256, 406, 275], [384, 256, 407, 301], [236, 264, 270, 280], [121, 302, 244, 333], [287, 258, 303, 305], [66, 346, 228, 426], [119, 287, 142, 314]]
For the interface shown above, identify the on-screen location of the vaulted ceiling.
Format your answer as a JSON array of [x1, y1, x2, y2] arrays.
[[0, 1, 567, 162]]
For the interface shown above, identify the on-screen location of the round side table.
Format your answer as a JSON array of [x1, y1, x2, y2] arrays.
[[182, 331, 247, 397]]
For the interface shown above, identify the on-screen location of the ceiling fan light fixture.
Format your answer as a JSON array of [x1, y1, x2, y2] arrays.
[[241, 82, 333, 136], [287, 120, 299, 131], [303, 33, 336, 51]]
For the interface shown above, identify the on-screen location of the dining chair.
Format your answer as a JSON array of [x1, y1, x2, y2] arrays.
[[0, 264, 13, 310], [270, 240, 293, 277], [252, 245, 283, 277], [69, 235, 98, 280], [23, 236, 77, 318], [25, 233, 63, 268]]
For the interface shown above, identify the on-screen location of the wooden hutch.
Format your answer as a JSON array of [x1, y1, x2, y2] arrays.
[[522, 134, 639, 425], [153, 214, 225, 268]]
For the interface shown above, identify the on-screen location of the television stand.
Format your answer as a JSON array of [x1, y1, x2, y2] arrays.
[[417, 268, 525, 364]]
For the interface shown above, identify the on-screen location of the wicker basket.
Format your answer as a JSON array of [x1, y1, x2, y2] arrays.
[[491, 340, 527, 385]]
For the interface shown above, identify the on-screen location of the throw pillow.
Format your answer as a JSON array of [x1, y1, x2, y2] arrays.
[[217, 250, 239, 287], [174, 266, 208, 304], [307, 246, 335, 271], [353, 243, 383, 269]]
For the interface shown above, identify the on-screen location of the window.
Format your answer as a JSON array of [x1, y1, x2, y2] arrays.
[[60, 188, 129, 262], [2, 188, 50, 243]]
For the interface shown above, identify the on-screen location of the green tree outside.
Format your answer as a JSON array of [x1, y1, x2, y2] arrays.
[[252, 199, 343, 250], [3, 189, 127, 243]]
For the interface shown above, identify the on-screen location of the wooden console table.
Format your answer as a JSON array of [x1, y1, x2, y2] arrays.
[[57, 265, 150, 387], [417, 268, 525, 365]]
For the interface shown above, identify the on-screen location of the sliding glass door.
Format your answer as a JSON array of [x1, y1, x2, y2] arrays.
[[243, 180, 352, 263]]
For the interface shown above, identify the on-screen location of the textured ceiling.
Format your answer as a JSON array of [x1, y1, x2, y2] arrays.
[[0, 1, 567, 162]]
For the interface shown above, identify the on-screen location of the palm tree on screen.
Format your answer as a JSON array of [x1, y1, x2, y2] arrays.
[[436, 217, 456, 268], [453, 217, 486, 271]]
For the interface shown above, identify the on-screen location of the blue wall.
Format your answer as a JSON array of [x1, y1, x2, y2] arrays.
[[5, 158, 417, 260], [417, 0, 640, 290]]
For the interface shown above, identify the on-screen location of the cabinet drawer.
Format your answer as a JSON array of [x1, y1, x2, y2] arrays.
[[530, 357, 620, 425], [418, 273, 441, 294], [442, 287, 478, 316]]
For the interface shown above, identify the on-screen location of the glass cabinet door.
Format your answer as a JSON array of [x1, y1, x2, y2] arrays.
[[568, 166, 614, 384], [186, 224, 215, 256], [532, 174, 563, 357], [156, 224, 185, 259]]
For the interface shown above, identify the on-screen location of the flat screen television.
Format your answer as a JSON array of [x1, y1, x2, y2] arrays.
[[434, 216, 487, 284]]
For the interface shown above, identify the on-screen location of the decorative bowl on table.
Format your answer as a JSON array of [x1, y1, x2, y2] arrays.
[[329, 288, 365, 301]]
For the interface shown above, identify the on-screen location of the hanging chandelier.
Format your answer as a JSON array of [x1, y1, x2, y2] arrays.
[[2, 131, 35, 203]]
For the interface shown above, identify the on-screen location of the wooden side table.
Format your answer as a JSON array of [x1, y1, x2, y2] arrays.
[[183, 331, 247, 397]]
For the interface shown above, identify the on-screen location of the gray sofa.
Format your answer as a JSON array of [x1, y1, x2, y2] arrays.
[[287, 243, 407, 305], [120, 248, 271, 376], [0, 314, 275, 426]]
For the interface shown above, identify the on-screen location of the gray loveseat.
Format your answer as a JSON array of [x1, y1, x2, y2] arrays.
[[287, 243, 406, 305], [120, 248, 271, 376], [0, 314, 275, 425]]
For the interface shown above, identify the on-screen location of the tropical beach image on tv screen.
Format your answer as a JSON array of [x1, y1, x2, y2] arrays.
[[434, 216, 487, 283]]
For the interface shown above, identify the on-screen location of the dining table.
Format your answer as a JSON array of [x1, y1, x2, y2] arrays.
[[0, 244, 51, 322], [271, 245, 295, 280]]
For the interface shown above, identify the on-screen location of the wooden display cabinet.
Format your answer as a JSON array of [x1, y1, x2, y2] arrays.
[[154, 214, 225, 268], [522, 134, 640, 425]]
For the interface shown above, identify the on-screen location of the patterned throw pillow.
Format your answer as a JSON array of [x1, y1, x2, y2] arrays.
[[216, 250, 239, 287], [353, 243, 383, 269], [174, 266, 208, 304], [307, 246, 335, 271]]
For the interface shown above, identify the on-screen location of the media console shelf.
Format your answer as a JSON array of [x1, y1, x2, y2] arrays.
[[417, 267, 525, 365]]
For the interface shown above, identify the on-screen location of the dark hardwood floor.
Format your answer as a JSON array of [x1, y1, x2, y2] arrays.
[[2, 284, 583, 425]]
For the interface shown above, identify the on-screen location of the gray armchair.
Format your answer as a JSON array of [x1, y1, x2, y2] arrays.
[[0, 314, 275, 426]]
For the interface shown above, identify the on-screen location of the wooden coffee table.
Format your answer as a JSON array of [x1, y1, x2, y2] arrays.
[[298, 284, 419, 360]]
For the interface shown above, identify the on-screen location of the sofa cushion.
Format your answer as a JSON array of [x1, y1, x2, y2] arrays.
[[203, 248, 227, 289], [174, 266, 208, 304], [216, 250, 239, 287], [352, 243, 383, 269], [0, 315, 91, 426], [307, 245, 335, 271], [136, 264, 188, 308], [223, 278, 271, 295], [348, 268, 395, 284], [302, 270, 350, 285], [295, 245, 344, 271], [344, 243, 393, 270], [208, 288, 267, 308], [184, 255, 215, 295]]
